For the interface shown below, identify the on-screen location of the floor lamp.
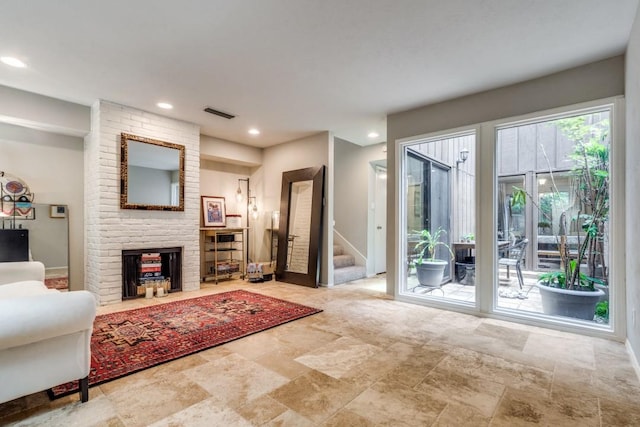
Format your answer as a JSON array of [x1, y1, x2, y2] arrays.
[[236, 178, 257, 264]]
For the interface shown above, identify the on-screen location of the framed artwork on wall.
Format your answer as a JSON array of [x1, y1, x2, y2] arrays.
[[201, 196, 226, 227], [50, 204, 67, 218]]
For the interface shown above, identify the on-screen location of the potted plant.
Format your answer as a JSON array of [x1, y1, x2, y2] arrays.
[[413, 227, 454, 288], [512, 116, 609, 321]]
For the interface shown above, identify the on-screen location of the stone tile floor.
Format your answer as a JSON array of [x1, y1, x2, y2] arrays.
[[1, 275, 638, 426]]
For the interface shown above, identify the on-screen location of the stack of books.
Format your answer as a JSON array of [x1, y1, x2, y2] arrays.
[[140, 253, 164, 285]]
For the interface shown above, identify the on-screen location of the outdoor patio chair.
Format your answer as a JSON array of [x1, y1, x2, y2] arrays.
[[498, 238, 528, 289]]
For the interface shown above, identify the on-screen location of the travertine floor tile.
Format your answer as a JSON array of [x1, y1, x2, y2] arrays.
[[345, 378, 447, 426], [320, 408, 376, 427], [433, 402, 491, 427], [106, 373, 210, 427], [599, 396, 640, 426], [4, 277, 640, 427], [523, 332, 596, 370], [378, 343, 449, 388], [438, 347, 552, 396], [492, 386, 600, 426], [4, 395, 119, 427], [235, 394, 288, 425], [147, 397, 252, 427], [473, 322, 529, 351], [253, 346, 314, 379], [183, 353, 289, 408], [98, 353, 209, 395], [294, 336, 382, 379], [415, 367, 505, 417], [268, 370, 362, 423], [262, 409, 315, 427]]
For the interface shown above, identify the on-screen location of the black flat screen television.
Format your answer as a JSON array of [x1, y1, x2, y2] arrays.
[[0, 229, 29, 262]]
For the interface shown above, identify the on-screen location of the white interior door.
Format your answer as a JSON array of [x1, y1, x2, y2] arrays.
[[374, 166, 387, 274]]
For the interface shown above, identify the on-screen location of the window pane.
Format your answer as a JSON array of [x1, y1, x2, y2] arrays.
[[496, 111, 610, 325]]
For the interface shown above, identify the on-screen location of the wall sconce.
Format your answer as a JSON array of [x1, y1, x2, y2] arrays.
[[456, 148, 469, 165]]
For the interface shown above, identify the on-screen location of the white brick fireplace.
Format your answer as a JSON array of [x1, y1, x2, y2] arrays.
[[84, 101, 200, 305]]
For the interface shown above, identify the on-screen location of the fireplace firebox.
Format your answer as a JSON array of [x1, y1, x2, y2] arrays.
[[122, 247, 182, 300]]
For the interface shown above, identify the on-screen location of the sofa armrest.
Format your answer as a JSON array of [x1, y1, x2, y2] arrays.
[[0, 291, 96, 350], [0, 261, 45, 285]]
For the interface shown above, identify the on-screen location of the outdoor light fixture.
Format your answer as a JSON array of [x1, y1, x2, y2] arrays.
[[456, 148, 470, 165]]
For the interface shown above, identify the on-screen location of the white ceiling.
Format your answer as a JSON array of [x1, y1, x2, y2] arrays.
[[0, 0, 638, 147]]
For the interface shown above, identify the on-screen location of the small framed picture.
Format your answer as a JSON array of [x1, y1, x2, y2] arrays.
[[201, 196, 226, 227], [50, 204, 67, 218]]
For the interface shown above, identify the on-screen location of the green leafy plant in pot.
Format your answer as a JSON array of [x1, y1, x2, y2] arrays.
[[413, 227, 454, 288], [512, 115, 609, 320]]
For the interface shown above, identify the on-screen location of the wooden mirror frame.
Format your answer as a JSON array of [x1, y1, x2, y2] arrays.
[[276, 165, 325, 287], [120, 133, 185, 211]]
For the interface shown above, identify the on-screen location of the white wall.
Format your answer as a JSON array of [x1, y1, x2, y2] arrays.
[[334, 138, 386, 255], [0, 123, 84, 290], [261, 132, 331, 284], [84, 101, 200, 305], [200, 159, 253, 219], [0, 85, 90, 137], [387, 56, 625, 297], [19, 203, 68, 270], [201, 134, 262, 166], [200, 159, 258, 263], [626, 5, 640, 365]]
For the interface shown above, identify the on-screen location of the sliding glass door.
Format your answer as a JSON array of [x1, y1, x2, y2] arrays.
[[396, 99, 621, 336], [401, 132, 476, 305]]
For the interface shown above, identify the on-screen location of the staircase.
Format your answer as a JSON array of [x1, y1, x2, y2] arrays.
[[333, 244, 366, 285]]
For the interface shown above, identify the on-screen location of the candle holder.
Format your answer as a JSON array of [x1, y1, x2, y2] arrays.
[[155, 278, 170, 298]]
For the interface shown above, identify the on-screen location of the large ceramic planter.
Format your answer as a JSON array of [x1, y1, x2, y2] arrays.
[[415, 260, 447, 288], [536, 282, 605, 321]]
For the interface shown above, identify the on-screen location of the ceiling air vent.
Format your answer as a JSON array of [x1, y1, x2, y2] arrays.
[[203, 107, 235, 119]]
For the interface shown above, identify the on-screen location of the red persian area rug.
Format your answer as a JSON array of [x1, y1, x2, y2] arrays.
[[44, 276, 68, 291], [50, 290, 321, 398]]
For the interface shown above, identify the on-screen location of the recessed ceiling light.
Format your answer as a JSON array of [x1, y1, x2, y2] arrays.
[[248, 128, 260, 135], [1, 57, 26, 68], [157, 102, 173, 109], [368, 132, 379, 138]]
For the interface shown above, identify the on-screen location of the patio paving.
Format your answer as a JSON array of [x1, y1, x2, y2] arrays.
[[407, 270, 545, 315]]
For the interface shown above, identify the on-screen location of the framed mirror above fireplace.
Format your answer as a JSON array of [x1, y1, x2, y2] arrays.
[[120, 133, 185, 211]]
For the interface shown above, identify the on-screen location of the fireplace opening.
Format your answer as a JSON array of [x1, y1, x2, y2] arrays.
[[122, 247, 182, 300]]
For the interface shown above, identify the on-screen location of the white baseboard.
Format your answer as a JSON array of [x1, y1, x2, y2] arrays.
[[626, 340, 640, 383]]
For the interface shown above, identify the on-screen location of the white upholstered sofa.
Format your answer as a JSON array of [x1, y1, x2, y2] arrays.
[[0, 261, 96, 404]]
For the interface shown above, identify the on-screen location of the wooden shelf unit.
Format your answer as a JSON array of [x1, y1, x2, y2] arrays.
[[200, 228, 246, 283]]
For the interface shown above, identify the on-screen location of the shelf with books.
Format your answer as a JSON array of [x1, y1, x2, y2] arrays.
[[200, 228, 246, 283]]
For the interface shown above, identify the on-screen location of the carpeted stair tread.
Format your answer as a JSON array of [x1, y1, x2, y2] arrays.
[[333, 243, 366, 284], [333, 254, 355, 268], [334, 265, 367, 285]]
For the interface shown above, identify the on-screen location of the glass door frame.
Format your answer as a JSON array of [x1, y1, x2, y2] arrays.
[[479, 97, 625, 339], [396, 127, 479, 312], [395, 96, 625, 340]]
